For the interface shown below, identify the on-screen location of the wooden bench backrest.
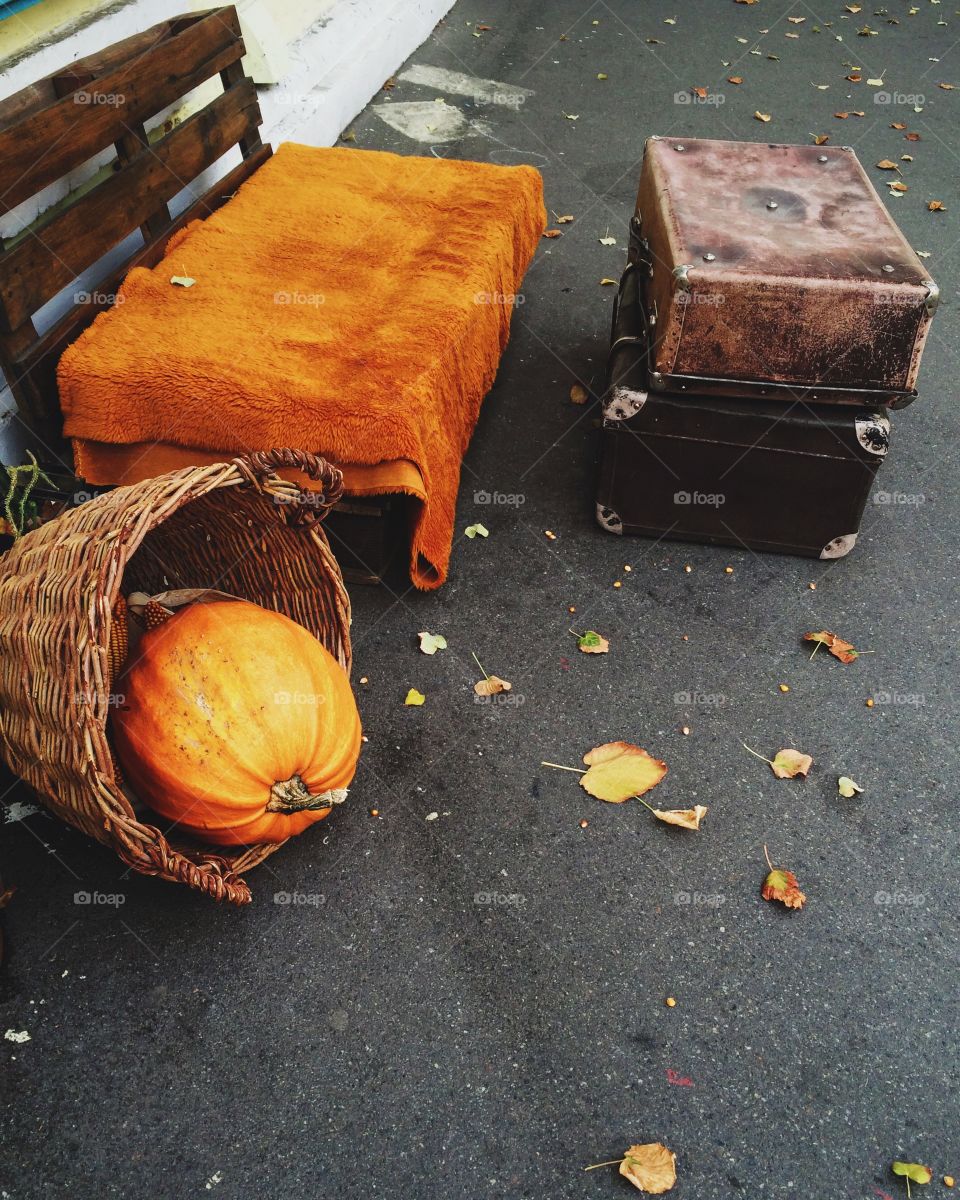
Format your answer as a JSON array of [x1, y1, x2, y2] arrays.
[[0, 6, 271, 449]]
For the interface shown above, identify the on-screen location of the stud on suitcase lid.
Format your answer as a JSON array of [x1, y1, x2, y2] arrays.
[[631, 137, 938, 408]]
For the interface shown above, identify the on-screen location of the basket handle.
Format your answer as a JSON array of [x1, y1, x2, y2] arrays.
[[234, 448, 344, 522]]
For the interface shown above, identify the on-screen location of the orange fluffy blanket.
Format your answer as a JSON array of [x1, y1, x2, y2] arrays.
[[58, 143, 545, 588]]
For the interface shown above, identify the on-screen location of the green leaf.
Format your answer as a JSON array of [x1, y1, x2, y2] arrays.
[[464, 523, 489, 539], [579, 631, 603, 648], [418, 631, 447, 655], [892, 1162, 932, 1185], [170, 275, 196, 288]]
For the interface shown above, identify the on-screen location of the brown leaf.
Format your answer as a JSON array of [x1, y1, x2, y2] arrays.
[[569, 383, 589, 404], [928, 200, 947, 211], [653, 804, 708, 830], [771, 748, 813, 779], [811, 134, 830, 145], [938, 82, 957, 90], [728, 76, 744, 84], [804, 629, 858, 663], [876, 159, 899, 170], [474, 675, 511, 696], [620, 1143, 678, 1193], [543, 229, 563, 239], [754, 110, 772, 122], [889, 181, 908, 192], [762, 867, 807, 910], [580, 741, 668, 804], [890, 121, 906, 129], [904, 131, 921, 141], [555, 214, 575, 223], [692, 86, 708, 99]]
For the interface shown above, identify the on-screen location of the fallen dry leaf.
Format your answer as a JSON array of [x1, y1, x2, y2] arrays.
[[418, 631, 447, 655], [890, 121, 907, 130], [580, 741, 668, 803], [464, 523, 489, 539], [555, 213, 575, 223], [576, 630, 609, 654], [904, 131, 921, 141], [170, 275, 195, 288], [771, 748, 813, 779], [474, 675, 511, 696], [569, 383, 589, 404], [543, 229, 563, 239], [754, 110, 772, 122], [788, 15, 805, 22], [889, 181, 908, 193], [938, 82, 956, 90], [838, 776, 864, 797], [928, 200, 946, 211], [804, 629, 858, 662], [762, 866, 807, 910], [812, 134, 830, 145], [620, 1143, 678, 1193], [653, 804, 708, 830], [876, 159, 900, 170], [599, 235, 617, 246], [728, 76, 744, 84], [404, 688, 425, 706], [599, 277, 618, 286]]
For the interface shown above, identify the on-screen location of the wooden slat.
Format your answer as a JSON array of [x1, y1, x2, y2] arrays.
[[2, 144, 272, 437], [0, 77, 261, 332], [0, 8, 244, 215]]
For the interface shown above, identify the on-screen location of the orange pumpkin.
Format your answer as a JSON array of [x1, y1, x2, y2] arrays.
[[112, 600, 361, 845]]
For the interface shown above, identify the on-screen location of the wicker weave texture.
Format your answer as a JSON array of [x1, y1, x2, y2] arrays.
[[0, 449, 350, 905]]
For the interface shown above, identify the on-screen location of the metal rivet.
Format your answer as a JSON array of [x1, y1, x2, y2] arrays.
[[817, 155, 828, 163], [882, 264, 894, 274], [767, 200, 778, 210], [673, 144, 685, 152], [703, 252, 716, 262]]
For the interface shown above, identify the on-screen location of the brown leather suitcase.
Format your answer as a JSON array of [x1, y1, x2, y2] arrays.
[[596, 264, 891, 560], [631, 137, 938, 409]]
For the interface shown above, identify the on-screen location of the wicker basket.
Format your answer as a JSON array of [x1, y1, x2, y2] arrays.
[[0, 448, 350, 905]]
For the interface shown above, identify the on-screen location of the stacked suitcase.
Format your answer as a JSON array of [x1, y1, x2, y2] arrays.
[[597, 137, 939, 560]]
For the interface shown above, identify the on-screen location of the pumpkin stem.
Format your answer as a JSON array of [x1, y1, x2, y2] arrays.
[[266, 775, 348, 813]]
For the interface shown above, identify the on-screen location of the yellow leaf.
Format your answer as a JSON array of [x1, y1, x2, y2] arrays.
[[599, 277, 618, 286], [555, 214, 575, 223], [754, 110, 772, 122], [771, 748, 813, 779], [597, 72, 608, 80], [653, 804, 708, 830], [620, 1143, 678, 1194], [404, 688, 425, 706], [838, 776, 864, 797], [474, 675, 511, 696], [580, 741, 668, 803]]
